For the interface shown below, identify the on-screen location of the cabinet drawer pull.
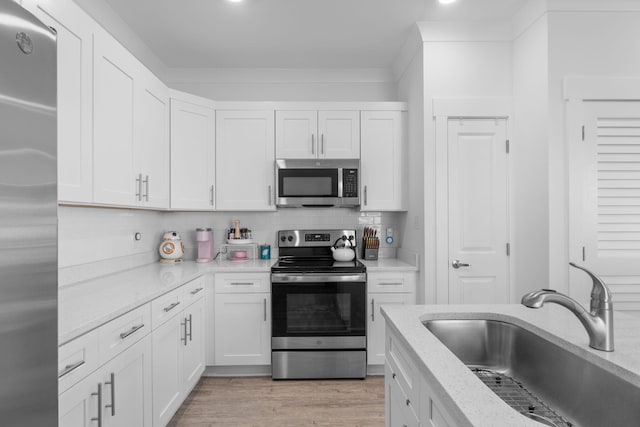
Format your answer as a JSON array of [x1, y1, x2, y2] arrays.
[[163, 301, 181, 312], [378, 282, 402, 286], [105, 372, 115, 416], [371, 299, 375, 322], [406, 398, 410, 406], [190, 287, 204, 295], [187, 314, 193, 342], [364, 185, 368, 206], [135, 174, 142, 202], [210, 185, 215, 206], [181, 318, 188, 345], [58, 360, 85, 378], [311, 134, 315, 155], [263, 298, 267, 322], [119, 323, 144, 339], [143, 175, 149, 202], [230, 282, 254, 286], [91, 383, 102, 427]]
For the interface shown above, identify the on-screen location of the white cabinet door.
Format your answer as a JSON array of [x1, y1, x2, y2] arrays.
[[183, 297, 206, 392], [318, 110, 360, 158], [360, 111, 407, 211], [59, 370, 102, 427], [92, 29, 137, 206], [276, 110, 359, 159], [151, 314, 184, 427], [275, 110, 317, 159], [135, 71, 169, 209], [386, 364, 419, 427], [170, 95, 215, 210], [367, 293, 414, 366], [23, 0, 94, 203], [215, 110, 275, 211], [102, 334, 153, 427], [214, 293, 270, 365]]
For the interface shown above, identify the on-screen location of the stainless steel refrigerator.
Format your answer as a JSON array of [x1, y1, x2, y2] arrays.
[[0, 0, 58, 424]]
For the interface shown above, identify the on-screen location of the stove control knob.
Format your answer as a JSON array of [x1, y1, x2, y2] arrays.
[[287, 235, 294, 242], [280, 235, 287, 242]]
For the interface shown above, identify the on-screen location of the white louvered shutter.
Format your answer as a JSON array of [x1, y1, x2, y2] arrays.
[[573, 101, 640, 311]]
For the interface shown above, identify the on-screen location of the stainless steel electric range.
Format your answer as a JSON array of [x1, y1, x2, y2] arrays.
[[271, 229, 367, 380]]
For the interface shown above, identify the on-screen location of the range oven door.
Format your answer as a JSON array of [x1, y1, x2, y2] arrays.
[[271, 273, 366, 350]]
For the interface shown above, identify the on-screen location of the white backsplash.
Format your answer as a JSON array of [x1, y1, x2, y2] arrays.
[[58, 206, 403, 286]]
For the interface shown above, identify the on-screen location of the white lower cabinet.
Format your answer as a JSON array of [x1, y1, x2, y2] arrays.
[[214, 273, 271, 366], [385, 325, 456, 427], [59, 334, 153, 427], [152, 277, 206, 426], [368, 271, 416, 367]]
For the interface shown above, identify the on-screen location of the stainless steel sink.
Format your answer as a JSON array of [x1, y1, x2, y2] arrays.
[[424, 319, 640, 427]]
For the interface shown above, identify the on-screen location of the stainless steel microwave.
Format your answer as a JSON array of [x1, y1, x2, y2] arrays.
[[275, 159, 360, 207]]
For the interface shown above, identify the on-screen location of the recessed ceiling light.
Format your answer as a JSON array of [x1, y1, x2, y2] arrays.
[[439, 0, 456, 4], [228, 0, 243, 3]]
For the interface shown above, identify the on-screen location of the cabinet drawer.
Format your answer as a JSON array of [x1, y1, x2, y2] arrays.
[[58, 329, 99, 394], [386, 330, 418, 405], [151, 286, 185, 329], [98, 303, 151, 365], [215, 273, 270, 293], [183, 275, 206, 307], [368, 272, 416, 293]]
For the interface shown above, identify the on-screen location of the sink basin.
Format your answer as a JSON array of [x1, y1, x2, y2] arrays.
[[424, 319, 640, 427]]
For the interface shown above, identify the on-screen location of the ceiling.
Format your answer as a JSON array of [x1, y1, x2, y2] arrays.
[[103, 0, 527, 69]]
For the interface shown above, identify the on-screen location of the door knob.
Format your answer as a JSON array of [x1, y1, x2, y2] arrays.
[[452, 259, 470, 269]]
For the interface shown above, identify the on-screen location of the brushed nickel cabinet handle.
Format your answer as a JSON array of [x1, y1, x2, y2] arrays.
[[181, 318, 188, 346], [321, 133, 324, 155], [143, 175, 149, 202], [91, 383, 103, 427], [371, 299, 375, 322], [311, 134, 315, 155], [364, 185, 368, 206], [188, 314, 193, 342], [135, 174, 142, 202], [263, 298, 267, 322], [105, 373, 115, 416], [210, 185, 215, 206], [163, 301, 181, 312], [190, 287, 203, 295], [58, 360, 85, 378], [119, 323, 144, 339]]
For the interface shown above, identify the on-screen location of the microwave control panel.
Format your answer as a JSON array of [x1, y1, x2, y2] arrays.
[[342, 169, 358, 197]]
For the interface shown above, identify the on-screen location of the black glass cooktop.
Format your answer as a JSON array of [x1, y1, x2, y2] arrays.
[[271, 257, 366, 273]]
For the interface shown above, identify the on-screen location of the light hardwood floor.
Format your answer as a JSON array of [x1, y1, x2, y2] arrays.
[[168, 376, 385, 427]]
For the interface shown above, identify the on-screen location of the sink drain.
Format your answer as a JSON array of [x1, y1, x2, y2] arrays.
[[471, 368, 574, 427]]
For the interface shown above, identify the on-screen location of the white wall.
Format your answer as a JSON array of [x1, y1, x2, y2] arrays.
[[396, 37, 426, 303], [546, 10, 640, 293], [165, 68, 398, 102], [511, 13, 550, 299], [58, 206, 403, 286]]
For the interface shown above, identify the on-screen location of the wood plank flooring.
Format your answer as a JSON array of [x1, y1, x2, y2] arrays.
[[168, 376, 385, 427]]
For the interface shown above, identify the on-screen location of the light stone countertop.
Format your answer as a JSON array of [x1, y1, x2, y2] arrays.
[[58, 259, 274, 345], [361, 258, 418, 272], [381, 304, 640, 427], [60, 256, 419, 345]]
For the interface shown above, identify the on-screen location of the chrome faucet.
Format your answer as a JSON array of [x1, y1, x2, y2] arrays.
[[521, 262, 614, 351]]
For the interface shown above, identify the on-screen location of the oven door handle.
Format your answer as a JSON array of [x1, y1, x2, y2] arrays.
[[271, 273, 367, 283]]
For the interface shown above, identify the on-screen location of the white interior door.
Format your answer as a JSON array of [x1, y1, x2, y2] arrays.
[[448, 119, 509, 303], [571, 101, 640, 310]]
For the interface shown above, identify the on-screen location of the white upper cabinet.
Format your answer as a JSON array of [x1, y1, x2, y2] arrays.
[[92, 29, 137, 206], [276, 110, 359, 159], [92, 28, 169, 208], [215, 110, 276, 211], [135, 70, 170, 209], [360, 111, 407, 211], [169, 91, 216, 210], [22, 0, 94, 203]]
